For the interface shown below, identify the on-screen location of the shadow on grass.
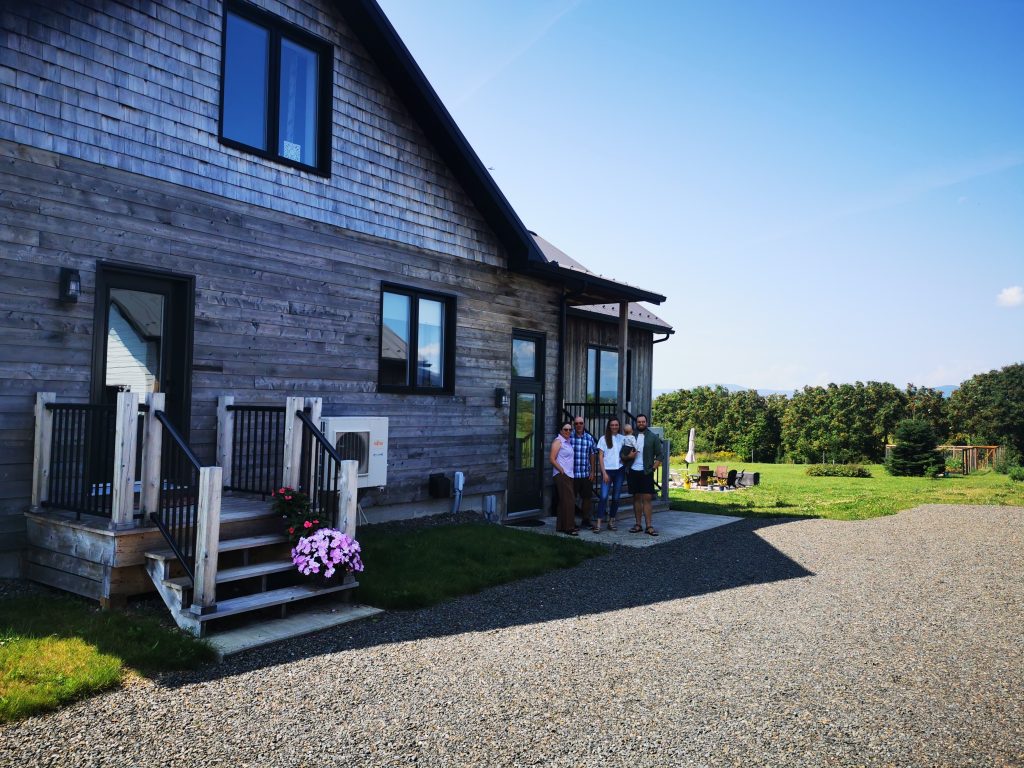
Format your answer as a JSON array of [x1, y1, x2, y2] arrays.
[[158, 516, 816, 684], [669, 497, 818, 520]]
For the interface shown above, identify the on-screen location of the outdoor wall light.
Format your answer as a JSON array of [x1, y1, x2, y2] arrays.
[[494, 387, 509, 408], [59, 268, 81, 303]]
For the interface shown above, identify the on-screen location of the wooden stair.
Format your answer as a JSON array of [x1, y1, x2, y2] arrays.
[[144, 496, 358, 637]]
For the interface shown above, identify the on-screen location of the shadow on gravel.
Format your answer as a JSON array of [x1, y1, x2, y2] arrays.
[[157, 516, 814, 685]]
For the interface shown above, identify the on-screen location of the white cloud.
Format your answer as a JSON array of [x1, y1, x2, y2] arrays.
[[996, 286, 1024, 307]]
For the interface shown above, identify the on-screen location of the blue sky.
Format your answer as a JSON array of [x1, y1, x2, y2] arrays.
[[377, 0, 1024, 392]]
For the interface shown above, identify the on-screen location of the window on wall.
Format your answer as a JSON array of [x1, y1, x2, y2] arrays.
[[586, 346, 632, 404], [220, 1, 332, 175], [379, 285, 456, 393]]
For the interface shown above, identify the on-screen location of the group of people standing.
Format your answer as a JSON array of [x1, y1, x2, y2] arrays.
[[549, 413, 663, 537]]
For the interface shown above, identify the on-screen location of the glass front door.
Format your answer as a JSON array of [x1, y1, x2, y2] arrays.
[[92, 266, 194, 432], [508, 332, 545, 512]]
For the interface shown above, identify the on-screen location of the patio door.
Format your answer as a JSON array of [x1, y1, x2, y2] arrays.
[[508, 331, 545, 513], [91, 264, 195, 432]]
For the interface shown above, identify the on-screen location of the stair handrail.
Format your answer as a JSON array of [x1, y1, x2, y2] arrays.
[[283, 400, 358, 540], [149, 407, 222, 613]]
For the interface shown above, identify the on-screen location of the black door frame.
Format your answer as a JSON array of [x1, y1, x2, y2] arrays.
[[508, 330, 546, 513], [90, 261, 195, 434]]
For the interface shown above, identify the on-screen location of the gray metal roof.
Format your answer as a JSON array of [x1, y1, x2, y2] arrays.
[[531, 233, 674, 333]]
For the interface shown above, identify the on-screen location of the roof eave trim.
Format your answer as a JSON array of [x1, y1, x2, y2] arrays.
[[337, 0, 547, 269]]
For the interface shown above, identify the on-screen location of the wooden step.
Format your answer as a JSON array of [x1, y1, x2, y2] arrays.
[[192, 579, 358, 622], [144, 533, 289, 563], [163, 559, 297, 592]]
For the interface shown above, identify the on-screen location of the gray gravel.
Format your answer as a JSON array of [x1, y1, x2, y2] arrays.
[[2, 504, 1022, 767]]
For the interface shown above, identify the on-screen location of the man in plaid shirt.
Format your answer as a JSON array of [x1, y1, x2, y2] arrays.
[[570, 416, 598, 529]]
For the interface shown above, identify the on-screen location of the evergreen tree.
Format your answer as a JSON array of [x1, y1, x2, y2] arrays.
[[885, 419, 944, 477]]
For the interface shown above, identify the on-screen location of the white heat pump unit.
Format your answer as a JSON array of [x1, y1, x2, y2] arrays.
[[319, 417, 389, 489]]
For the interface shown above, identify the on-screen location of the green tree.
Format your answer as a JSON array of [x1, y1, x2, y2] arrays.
[[904, 384, 949, 443], [947, 363, 1024, 454], [885, 419, 944, 477]]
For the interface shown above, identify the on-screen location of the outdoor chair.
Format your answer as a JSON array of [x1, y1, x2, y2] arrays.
[[715, 465, 729, 485], [697, 465, 711, 487], [726, 469, 737, 487]]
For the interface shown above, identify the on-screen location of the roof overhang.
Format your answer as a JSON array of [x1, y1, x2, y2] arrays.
[[337, 0, 546, 270], [337, 1, 667, 308], [517, 262, 667, 306]]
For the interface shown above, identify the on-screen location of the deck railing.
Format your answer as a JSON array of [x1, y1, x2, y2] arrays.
[[219, 399, 286, 496], [42, 402, 117, 518], [296, 407, 356, 536]]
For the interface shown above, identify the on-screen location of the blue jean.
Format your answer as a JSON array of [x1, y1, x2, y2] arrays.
[[597, 467, 625, 520]]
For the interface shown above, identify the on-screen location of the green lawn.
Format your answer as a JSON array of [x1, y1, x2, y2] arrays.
[[356, 522, 605, 609], [0, 595, 215, 723], [669, 462, 1024, 521]]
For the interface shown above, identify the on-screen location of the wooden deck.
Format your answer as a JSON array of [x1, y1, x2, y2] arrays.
[[25, 495, 274, 609]]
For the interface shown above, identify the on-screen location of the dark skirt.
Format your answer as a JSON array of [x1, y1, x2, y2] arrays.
[[554, 472, 576, 532]]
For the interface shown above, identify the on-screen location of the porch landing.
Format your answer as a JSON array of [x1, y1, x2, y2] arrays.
[[527, 509, 742, 548], [206, 601, 382, 660]]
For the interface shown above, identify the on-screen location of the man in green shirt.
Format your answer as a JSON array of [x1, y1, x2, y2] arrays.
[[625, 413, 662, 536]]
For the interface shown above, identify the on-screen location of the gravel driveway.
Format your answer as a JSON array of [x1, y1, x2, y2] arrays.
[[3, 504, 1022, 767]]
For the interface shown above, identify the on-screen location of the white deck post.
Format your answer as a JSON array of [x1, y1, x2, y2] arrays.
[[140, 392, 165, 522], [661, 437, 671, 501], [32, 392, 56, 509], [111, 391, 139, 530], [191, 465, 222, 611], [281, 396, 305, 490], [339, 460, 358, 539], [216, 395, 234, 489], [617, 302, 629, 421]]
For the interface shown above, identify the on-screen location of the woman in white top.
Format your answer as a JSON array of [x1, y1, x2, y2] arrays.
[[594, 417, 625, 532]]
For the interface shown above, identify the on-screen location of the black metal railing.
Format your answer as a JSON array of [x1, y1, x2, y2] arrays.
[[45, 403, 116, 518], [225, 404, 286, 496], [149, 410, 201, 582], [561, 402, 622, 442], [296, 408, 347, 525]]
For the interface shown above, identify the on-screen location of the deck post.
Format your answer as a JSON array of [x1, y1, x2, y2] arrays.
[[110, 391, 139, 530], [216, 395, 234, 489], [617, 302, 629, 422], [339, 459, 358, 539], [281, 396, 305, 490], [191, 465, 222, 611], [32, 392, 56, 509], [661, 437, 671, 501], [140, 392, 165, 522], [304, 397, 323, 496]]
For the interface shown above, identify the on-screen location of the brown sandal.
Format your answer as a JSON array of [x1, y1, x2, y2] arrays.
[[629, 524, 643, 533], [646, 526, 659, 536]]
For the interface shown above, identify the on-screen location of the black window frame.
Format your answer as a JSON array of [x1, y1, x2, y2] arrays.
[[218, 0, 333, 176], [586, 345, 632, 404], [378, 284, 457, 395]]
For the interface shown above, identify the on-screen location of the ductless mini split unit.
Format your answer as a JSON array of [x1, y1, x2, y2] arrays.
[[319, 416, 389, 489]]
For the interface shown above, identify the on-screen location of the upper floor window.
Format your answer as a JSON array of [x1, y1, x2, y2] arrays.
[[586, 346, 632, 404], [220, 1, 332, 175], [379, 285, 457, 394]]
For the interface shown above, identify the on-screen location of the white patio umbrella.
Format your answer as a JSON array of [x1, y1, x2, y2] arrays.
[[685, 427, 696, 466]]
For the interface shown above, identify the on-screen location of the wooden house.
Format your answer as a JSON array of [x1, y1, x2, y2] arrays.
[[0, 0, 671, 628]]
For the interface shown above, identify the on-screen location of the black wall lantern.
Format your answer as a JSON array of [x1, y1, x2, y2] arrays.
[[494, 387, 509, 408], [59, 268, 81, 303]]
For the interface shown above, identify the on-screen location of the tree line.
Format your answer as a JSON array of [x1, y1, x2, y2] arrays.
[[651, 362, 1024, 464]]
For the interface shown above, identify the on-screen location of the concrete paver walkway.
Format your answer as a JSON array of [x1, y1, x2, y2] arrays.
[[528, 509, 742, 547]]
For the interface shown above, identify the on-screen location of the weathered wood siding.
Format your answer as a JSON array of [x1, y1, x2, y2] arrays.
[[563, 315, 655, 419], [0, 140, 561, 519], [0, 0, 567, 570], [0, 0, 505, 265]]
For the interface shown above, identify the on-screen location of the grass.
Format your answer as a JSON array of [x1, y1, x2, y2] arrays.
[[669, 461, 1024, 521], [0, 595, 216, 723], [355, 522, 605, 609]]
